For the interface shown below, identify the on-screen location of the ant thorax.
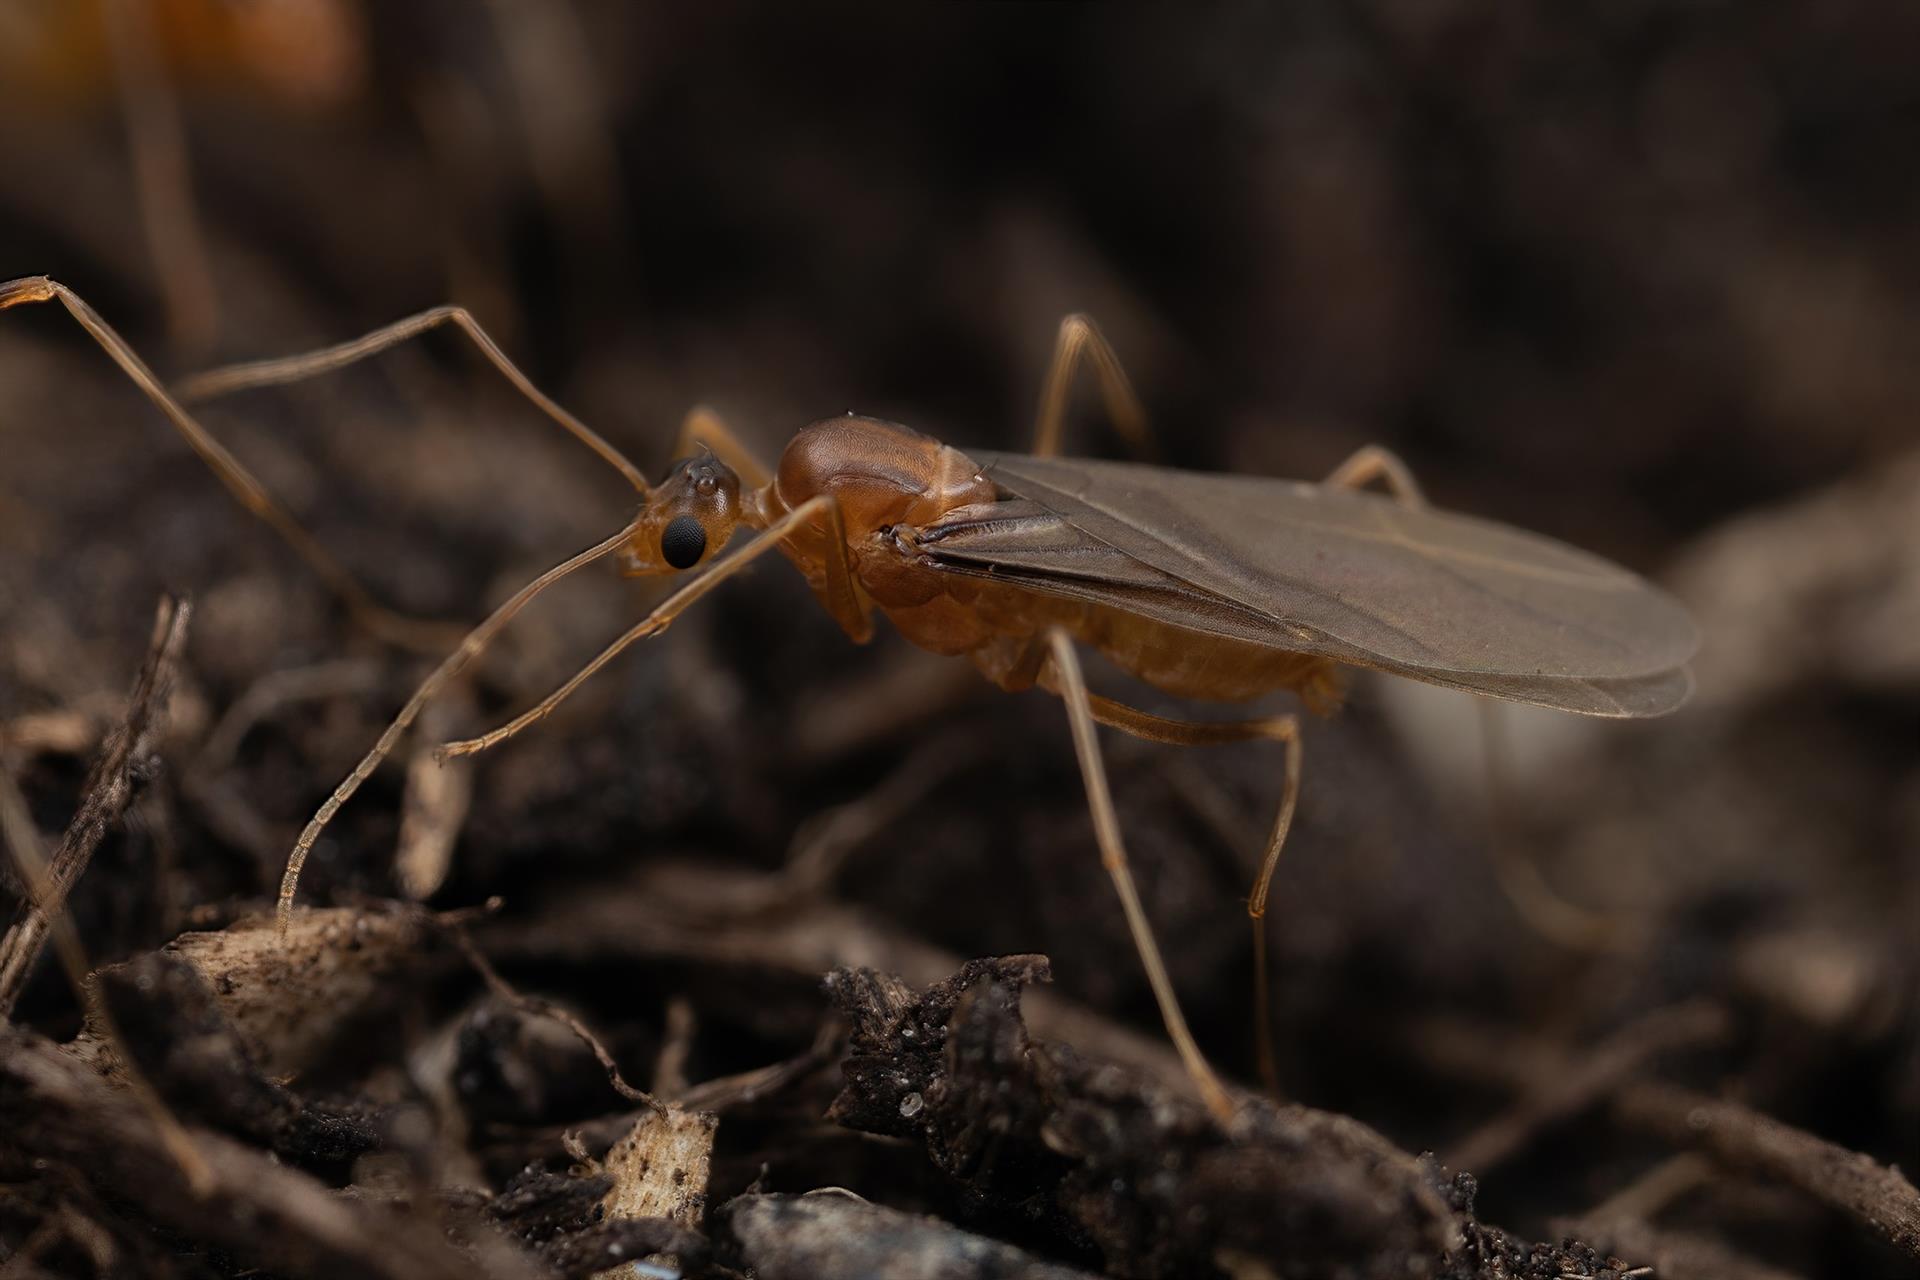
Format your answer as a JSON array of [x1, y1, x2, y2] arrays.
[[771, 415, 995, 542]]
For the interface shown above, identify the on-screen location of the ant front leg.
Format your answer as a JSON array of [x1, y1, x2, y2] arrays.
[[1043, 629, 1237, 1125], [174, 304, 651, 494], [1030, 314, 1155, 460], [0, 277, 450, 654]]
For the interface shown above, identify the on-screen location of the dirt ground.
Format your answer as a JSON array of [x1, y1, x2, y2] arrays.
[[2, 4, 1918, 1277]]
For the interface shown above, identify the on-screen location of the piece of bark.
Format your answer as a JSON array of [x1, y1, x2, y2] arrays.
[[720, 1191, 1104, 1280], [825, 957, 1468, 1279], [84, 949, 384, 1169], [154, 902, 442, 1076], [595, 1105, 716, 1278]]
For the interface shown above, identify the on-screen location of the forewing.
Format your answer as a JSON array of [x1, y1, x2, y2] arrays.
[[915, 453, 1698, 717]]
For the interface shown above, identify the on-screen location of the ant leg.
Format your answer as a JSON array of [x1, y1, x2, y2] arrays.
[[1030, 314, 1154, 460], [276, 515, 645, 933], [1059, 697, 1302, 922], [672, 406, 773, 491], [1034, 673, 1303, 1096], [1322, 444, 1427, 508], [0, 277, 451, 654], [437, 494, 855, 762], [1044, 629, 1237, 1125], [1323, 444, 1628, 950], [175, 304, 650, 494]]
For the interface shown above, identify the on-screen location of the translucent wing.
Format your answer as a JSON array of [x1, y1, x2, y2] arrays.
[[909, 453, 1699, 718]]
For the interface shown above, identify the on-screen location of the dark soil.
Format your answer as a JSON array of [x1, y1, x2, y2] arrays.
[[2, 4, 1918, 1277]]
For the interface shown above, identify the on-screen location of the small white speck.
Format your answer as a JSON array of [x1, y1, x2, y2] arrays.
[[899, 1092, 925, 1118]]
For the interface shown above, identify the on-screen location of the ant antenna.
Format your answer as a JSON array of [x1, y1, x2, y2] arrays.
[[275, 516, 644, 934]]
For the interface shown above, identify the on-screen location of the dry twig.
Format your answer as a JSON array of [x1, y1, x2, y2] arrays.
[[1444, 1000, 1730, 1172], [0, 596, 191, 1016], [1614, 1082, 1920, 1261], [450, 924, 668, 1115]]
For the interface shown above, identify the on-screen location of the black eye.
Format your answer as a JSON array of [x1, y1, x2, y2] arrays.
[[661, 515, 707, 569]]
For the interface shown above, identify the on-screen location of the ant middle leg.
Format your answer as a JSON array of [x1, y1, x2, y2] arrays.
[[1034, 672, 1303, 1097], [1030, 314, 1154, 460], [1043, 629, 1237, 1124]]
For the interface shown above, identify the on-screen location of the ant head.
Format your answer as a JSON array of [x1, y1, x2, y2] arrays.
[[621, 452, 744, 576]]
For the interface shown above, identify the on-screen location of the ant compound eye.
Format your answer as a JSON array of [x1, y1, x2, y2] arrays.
[[661, 515, 707, 569]]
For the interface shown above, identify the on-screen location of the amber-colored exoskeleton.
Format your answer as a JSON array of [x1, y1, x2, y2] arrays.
[[0, 278, 1698, 1123]]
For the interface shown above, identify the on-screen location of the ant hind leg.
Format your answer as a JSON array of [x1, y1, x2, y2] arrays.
[[1321, 442, 1632, 951], [1322, 444, 1426, 508]]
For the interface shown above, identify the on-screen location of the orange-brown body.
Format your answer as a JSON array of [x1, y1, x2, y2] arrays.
[[8, 277, 1698, 1131], [757, 415, 1342, 711]]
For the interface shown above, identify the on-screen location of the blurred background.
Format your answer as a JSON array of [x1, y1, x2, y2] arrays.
[[1, 2, 1916, 1275]]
